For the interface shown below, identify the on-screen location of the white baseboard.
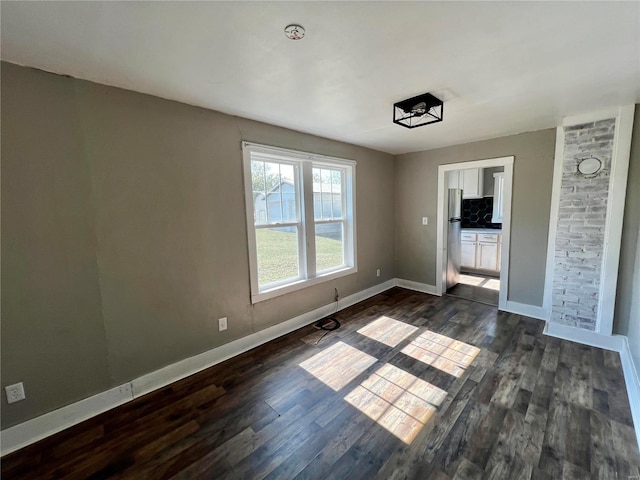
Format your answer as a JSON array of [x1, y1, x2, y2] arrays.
[[503, 301, 549, 321], [396, 278, 439, 295], [0, 384, 133, 456], [619, 337, 640, 450], [1, 279, 396, 456], [543, 322, 626, 352]]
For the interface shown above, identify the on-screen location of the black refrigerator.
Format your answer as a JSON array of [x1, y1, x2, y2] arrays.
[[446, 189, 463, 290]]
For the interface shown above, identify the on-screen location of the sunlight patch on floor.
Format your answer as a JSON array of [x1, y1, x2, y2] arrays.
[[299, 341, 377, 391], [357, 316, 419, 348], [344, 363, 447, 444], [401, 330, 480, 378], [301, 318, 482, 444], [459, 274, 485, 286], [459, 274, 500, 291]]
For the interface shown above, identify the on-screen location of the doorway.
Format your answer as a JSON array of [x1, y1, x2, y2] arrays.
[[436, 156, 514, 310]]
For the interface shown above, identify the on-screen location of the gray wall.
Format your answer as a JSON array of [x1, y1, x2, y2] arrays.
[[0, 62, 396, 428], [616, 106, 639, 410], [395, 129, 556, 306], [614, 105, 640, 336], [1, 62, 112, 429], [624, 225, 640, 378]]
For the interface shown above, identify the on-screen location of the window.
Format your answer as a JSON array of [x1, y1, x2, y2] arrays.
[[243, 143, 356, 303]]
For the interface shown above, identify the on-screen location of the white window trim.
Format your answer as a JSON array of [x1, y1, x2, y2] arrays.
[[242, 142, 357, 303]]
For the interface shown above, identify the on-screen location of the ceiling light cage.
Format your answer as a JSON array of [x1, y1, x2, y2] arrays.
[[393, 92, 443, 129]]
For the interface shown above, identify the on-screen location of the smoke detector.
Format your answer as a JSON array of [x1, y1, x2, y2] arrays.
[[284, 24, 305, 40]]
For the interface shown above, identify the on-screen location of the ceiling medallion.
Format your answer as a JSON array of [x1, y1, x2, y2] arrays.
[[393, 92, 444, 129], [284, 24, 305, 40]]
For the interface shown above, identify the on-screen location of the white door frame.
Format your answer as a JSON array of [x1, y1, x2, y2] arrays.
[[436, 156, 514, 310]]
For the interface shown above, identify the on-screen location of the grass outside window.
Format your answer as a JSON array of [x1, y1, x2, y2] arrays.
[[256, 229, 343, 286]]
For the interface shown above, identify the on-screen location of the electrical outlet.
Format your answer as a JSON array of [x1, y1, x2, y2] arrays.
[[376, 269, 381, 277], [218, 317, 228, 332], [5, 382, 25, 404], [334, 288, 340, 302], [422, 217, 428, 225]]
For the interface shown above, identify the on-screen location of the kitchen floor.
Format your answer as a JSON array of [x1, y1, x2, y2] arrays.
[[447, 273, 500, 306]]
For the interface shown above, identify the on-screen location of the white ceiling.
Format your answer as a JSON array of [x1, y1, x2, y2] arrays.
[[2, 1, 639, 155]]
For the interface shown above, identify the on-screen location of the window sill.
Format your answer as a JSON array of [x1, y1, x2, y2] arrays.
[[251, 266, 357, 304]]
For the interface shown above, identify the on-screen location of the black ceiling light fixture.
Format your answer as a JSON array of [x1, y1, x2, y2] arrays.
[[393, 92, 443, 129]]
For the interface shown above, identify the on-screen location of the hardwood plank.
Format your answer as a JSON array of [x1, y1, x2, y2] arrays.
[[505, 454, 533, 480], [233, 421, 321, 480], [516, 403, 548, 467], [538, 399, 568, 478], [430, 399, 487, 476], [323, 421, 399, 480], [263, 407, 363, 480], [452, 457, 484, 480], [512, 388, 532, 416], [293, 410, 372, 480], [464, 403, 508, 471], [561, 461, 591, 480], [564, 404, 591, 471], [590, 409, 618, 479], [483, 409, 524, 475]]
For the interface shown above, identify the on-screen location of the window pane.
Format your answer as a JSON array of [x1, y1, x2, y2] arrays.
[[313, 168, 322, 220], [321, 169, 332, 218], [252, 160, 297, 225], [313, 167, 343, 221], [256, 227, 299, 286], [316, 223, 344, 272], [279, 164, 297, 222], [332, 170, 343, 217]]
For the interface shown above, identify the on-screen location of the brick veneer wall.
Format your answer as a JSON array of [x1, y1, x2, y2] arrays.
[[550, 118, 616, 330]]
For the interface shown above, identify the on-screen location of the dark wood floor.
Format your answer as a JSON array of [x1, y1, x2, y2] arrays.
[[3, 288, 639, 479], [447, 275, 499, 307]]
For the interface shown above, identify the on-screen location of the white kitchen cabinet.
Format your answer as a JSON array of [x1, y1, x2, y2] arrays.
[[448, 168, 484, 198], [459, 231, 501, 272], [491, 172, 504, 223], [462, 168, 484, 199], [477, 242, 499, 270], [461, 241, 477, 268]]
